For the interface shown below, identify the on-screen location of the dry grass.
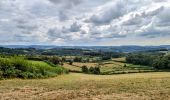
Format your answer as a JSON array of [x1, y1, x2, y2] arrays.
[[112, 57, 126, 62], [73, 62, 97, 68], [0, 72, 170, 100], [62, 63, 82, 71], [62, 62, 98, 72]]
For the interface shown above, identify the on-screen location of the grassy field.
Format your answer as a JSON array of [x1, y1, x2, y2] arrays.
[[28, 60, 53, 68], [0, 72, 170, 100], [62, 58, 156, 74]]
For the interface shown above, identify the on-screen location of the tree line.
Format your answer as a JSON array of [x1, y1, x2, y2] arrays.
[[126, 53, 170, 69]]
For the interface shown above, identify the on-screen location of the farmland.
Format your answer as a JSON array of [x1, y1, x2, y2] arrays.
[[62, 57, 156, 74]]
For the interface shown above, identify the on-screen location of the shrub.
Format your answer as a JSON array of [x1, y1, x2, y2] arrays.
[[0, 71, 3, 79], [18, 72, 35, 79], [74, 57, 82, 62], [0, 56, 68, 79], [69, 61, 73, 65], [81, 65, 88, 73], [49, 56, 61, 65], [93, 67, 100, 74], [89, 67, 94, 73], [89, 66, 100, 74]]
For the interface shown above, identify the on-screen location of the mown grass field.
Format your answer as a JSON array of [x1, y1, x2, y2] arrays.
[[0, 72, 170, 100]]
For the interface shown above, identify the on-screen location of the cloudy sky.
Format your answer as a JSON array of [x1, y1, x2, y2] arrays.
[[0, 0, 170, 46]]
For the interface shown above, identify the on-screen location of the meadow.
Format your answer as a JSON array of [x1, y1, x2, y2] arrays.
[[0, 72, 170, 100]]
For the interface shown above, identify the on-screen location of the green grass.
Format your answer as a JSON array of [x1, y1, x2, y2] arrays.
[[0, 72, 170, 99], [0, 57, 68, 79], [28, 61, 52, 67]]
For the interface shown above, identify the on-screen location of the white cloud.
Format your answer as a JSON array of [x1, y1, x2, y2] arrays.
[[0, 0, 170, 45]]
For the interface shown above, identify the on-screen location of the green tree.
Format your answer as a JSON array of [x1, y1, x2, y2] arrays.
[[81, 65, 88, 73]]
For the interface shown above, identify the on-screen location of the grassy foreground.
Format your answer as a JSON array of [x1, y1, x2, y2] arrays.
[[0, 72, 170, 100]]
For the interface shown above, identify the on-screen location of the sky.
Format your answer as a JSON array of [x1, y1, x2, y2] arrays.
[[0, 0, 170, 46]]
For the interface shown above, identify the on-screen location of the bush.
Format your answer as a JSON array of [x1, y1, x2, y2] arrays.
[[89, 66, 100, 74], [0, 71, 3, 79], [0, 56, 68, 79], [69, 61, 73, 65], [81, 65, 88, 73], [18, 72, 37, 79], [48, 56, 61, 65], [74, 57, 82, 62], [101, 56, 111, 60]]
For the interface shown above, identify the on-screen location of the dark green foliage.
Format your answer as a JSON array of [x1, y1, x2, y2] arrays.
[[126, 53, 170, 70], [69, 61, 73, 65], [89, 67, 94, 73], [74, 57, 82, 62], [152, 55, 170, 69], [0, 57, 67, 79], [49, 56, 61, 65], [126, 53, 154, 66], [101, 56, 111, 60], [81, 65, 88, 73], [61, 57, 66, 62], [83, 51, 123, 58], [89, 66, 100, 74], [93, 67, 100, 74], [123, 64, 127, 67]]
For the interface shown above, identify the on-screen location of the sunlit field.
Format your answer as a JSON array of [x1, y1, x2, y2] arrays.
[[0, 72, 170, 100]]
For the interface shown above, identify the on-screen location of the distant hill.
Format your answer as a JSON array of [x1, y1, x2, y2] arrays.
[[0, 45, 170, 53]]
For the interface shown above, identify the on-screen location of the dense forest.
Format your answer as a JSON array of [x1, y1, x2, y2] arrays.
[[126, 53, 170, 69]]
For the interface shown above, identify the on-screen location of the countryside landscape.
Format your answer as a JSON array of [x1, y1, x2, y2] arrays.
[[0, 46, 170, 99], [1, 0, 170, 100]]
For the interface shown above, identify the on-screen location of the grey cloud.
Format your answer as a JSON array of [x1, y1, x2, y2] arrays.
[[137, 24, 170, 38], [49, 0, 81, 5], [138, 30, 170, 38], [61, 22, 81, 33], [157, 7, 170, 25], [0, 0, 170, 45], [58, 11, 68, 21], [49, 0, 81, 9], [47, 28, 62, 40], [136, 6, 170, 38], [47, 27, 72, 42], [87, 0, 126, 25], [69, 22, 81, 32], [122, 6, 164, 26], [17, 24, 37, 31]]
